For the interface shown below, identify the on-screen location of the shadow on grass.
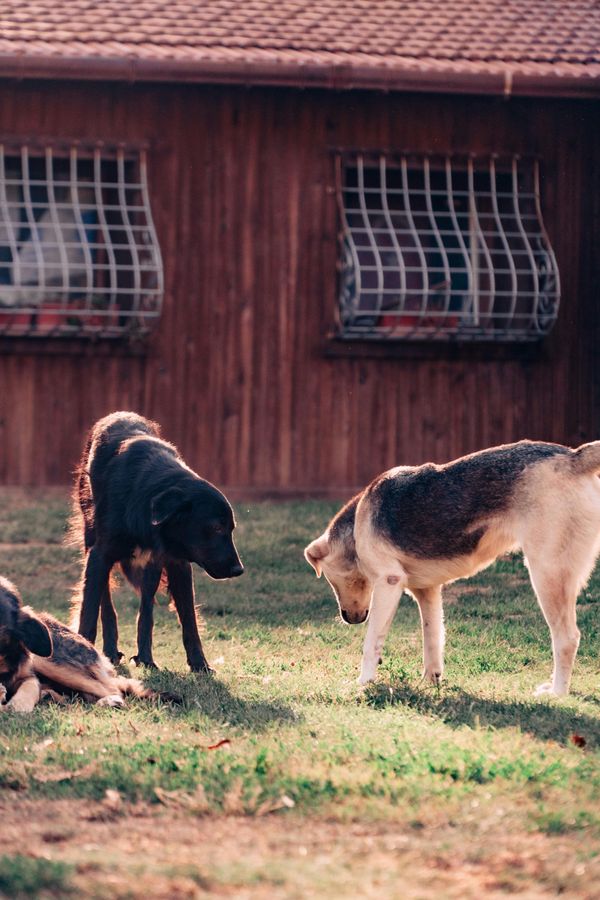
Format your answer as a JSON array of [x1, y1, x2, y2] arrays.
[[142, 669, 299, 733], [201, 592, 338, 627], [365, 680, 600, 747]]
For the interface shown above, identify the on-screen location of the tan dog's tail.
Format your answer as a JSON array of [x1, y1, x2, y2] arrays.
[[571, 441, 600, 475]]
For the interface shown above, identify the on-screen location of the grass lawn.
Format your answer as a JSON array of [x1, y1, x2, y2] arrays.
[[0, 487, 599, 898]]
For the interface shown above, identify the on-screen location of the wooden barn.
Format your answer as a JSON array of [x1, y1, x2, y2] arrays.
[[0, 0, 599, 495]]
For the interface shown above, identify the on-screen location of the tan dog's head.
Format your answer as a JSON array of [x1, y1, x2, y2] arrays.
[[304, 495, 372, 624]]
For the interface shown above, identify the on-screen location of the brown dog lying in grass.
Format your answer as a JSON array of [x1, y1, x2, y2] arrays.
[[0, 576, 151, 712], [305, 440, 600, 697]]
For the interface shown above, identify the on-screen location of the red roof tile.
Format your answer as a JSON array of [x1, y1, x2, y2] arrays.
[[0, 1, 599, 96]]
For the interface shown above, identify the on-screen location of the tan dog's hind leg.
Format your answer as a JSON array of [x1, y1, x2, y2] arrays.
[[413, 586, 445, 685], [5, 677, 41, 713], [522, 474, 600, 697], [525, 556, 581, 697], [33, 659, 125, 707], [358, 579, 402, 685]]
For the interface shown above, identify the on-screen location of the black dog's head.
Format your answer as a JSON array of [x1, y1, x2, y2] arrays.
[[151, 482, 244, 580], [0, 577, 53, 669]]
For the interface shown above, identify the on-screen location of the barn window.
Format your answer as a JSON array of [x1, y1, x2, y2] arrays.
[[336, 153, 560, 342], [0, 143, 163, 338]]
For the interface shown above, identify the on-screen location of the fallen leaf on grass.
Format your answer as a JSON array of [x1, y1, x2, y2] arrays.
[[31, 738, 54, 754], [203, 739, 231, 751], [255, 794, 296, 816], [154, 785, 210, 814], [86, 789, 124, 822], [32, 769, 78, 783], [31, 761, 98, 783], [222, 780, 244, 814], [102, 789, 122, 812], [154, 787, 197, 810]]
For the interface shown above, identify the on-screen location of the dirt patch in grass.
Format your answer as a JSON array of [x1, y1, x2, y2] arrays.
[[0, 798, 596, 899]]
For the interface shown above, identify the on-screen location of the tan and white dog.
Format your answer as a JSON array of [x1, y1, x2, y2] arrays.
[[305, 440, 600, 697], [0, 576, 153, 712]]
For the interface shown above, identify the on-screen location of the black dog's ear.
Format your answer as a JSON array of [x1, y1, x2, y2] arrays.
[[18, 608, 52, 658], [151, 487, 189, 526]]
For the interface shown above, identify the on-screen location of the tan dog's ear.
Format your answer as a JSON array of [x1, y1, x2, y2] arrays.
[[304, 535, 329, 578]]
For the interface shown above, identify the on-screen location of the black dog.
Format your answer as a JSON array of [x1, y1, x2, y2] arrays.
[[70, 411, 243, 672]]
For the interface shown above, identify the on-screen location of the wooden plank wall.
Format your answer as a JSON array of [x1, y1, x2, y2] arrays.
[[0, 80, 597, 493]]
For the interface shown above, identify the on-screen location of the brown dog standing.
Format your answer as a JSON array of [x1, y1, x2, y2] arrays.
[[305, 440, 600, 697]]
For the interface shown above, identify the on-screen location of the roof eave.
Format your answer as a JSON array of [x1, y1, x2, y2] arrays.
[[0, 54, 599, 99]]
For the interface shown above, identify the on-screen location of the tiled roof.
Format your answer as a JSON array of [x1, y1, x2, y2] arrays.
[[1, 1, 599, 96]]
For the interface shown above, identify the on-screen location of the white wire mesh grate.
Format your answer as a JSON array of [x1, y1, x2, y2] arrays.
[[0, 142, 163, 338], [337, 153, 560, 342]]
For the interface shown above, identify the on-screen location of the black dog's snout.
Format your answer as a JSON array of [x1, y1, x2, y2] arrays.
[[229, 563, 244, 578]]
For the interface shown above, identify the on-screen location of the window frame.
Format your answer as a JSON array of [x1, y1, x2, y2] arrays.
[[0, 137, 164, 345], [331, 149, 560, 353]]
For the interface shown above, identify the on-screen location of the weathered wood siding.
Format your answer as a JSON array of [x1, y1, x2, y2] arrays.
[[0, 81, 598, 492]]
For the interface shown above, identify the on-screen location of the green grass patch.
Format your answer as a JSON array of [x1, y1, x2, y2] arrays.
[[0, 492, 599, 842], [0, 856, 74, 897]]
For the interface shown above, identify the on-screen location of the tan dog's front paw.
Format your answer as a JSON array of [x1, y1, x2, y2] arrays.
[[6, 695, 38, 713], [96, 694, 125, 708], [358, 657, 379, 685], [422, 668, 443, 686], [534, 681, 566, 698]]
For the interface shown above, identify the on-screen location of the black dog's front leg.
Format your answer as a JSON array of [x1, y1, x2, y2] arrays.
[[100, 585, 122, 665], [79, 546, 112, 644], [131, 564, 162, 669], [166, 561, 211, 673]]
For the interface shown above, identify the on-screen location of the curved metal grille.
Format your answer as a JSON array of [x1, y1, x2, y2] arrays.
[[0, 143, 163, 338], [337, 153, 560, 342]]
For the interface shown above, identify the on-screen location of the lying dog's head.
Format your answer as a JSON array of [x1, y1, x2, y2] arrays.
[[151, 481, 243, 580], [304, 494, 372, 624], [0, 577, 53, 671]]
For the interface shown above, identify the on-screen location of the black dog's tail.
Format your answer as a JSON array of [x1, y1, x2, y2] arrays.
[[65, 430, 96, 552]]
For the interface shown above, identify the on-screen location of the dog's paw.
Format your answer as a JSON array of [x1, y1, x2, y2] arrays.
[[6, 696, 37, 713], [130, 655, 159, 670], [0, 685, 7, 706], [534, 681, 566, 698], [422, 668, 443, 687], [190, 662, 215, 676], [96, 693, 125, 708], [358, 661, 378, 685]]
